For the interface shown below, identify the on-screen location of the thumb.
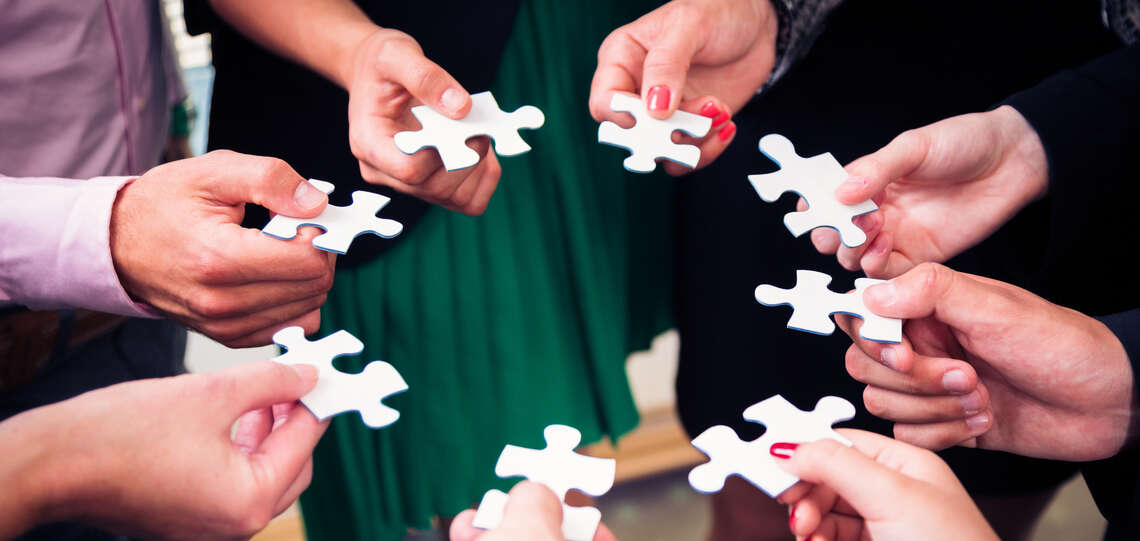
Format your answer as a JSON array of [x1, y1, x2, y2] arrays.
[[211, 360, 319, 419], [199, 151, 328, 218], [377, 40, 471, 119], [862, 263, 1008, 330], [496, 482, 565, 538], [837, 129, 930, 205], [776, 431, 910, 520], [640, 23, 701, 119]]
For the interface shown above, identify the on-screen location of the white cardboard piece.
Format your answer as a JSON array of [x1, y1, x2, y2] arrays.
[[394, 91, 545, 171], [748, 134, 877, 247], [473, 425, 616, 541], [271, 326, 408, 428], [262, 179, 403, 255], [755, 269, 902, 343], [597, 93, 712, 173], [689, 395, 855, 497]]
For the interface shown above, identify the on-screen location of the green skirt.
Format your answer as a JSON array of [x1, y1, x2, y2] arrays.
[[299, 1, 671, 539]]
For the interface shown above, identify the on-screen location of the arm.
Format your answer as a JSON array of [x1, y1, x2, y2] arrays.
[[0, 175, 152, 316], [766, 0, 846, 85]]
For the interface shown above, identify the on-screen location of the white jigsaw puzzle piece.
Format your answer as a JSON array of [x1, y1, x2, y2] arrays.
[[262, 179, 404, 254], [755, 269, 902, 343], [689, 395, 855, 497], [271, 326, 408, 428], [597, 93, 712, 173], [472, 424, 616, 541], [747, 134, 877, 247], [393, 91, 545, 171]]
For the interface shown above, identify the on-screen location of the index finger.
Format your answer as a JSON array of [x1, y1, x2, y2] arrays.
[[590, 32, 644, 123]]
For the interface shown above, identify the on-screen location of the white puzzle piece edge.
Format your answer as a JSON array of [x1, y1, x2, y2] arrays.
[[597, 93, 712, 174], [262, 179, 404, 254], [755, 269, 902, 343]]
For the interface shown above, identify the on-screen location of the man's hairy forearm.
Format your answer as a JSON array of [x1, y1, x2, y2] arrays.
[[209, 0, 379, 88]]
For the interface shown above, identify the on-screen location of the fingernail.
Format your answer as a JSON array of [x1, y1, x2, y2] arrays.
[[867, 281, 898, 307], [966, 412, 990, 432], [718, 121, 736, 141], [290, 363, 319, 383], [838, 176, 868, 196], [942, 369, 971, 394], [647, 85, 670, 111], [870, 234, 890, 255], [699, 101, 720, 117], [880, 347, 900, 370], [293, 181, 326, 210], [440, 88, 466, 114], [853, 212, 877, 232], [770, 442, 798, 459], [272, 411, 289, 429], [960, 390, 985, 414], [789, 506, 797, 529], [711, 112, 730, 127]]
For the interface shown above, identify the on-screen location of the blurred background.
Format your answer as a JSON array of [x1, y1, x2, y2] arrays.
[[164, 1, 1107, 539]]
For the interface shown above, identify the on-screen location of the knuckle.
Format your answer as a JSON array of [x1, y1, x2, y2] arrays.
[[844, 347, 867, 380], [862, 387, 888, 417], [189, 290, 238, 320], [389, 160, 422, 184], [256, 156, 293, 185], [188, 251, 232, 285]]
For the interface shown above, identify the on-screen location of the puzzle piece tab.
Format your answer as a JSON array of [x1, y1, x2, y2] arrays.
[[262, 179, 403, 254], [472, 425, 616, 541], [755, 269, 902, 343], [597, 93, 712, 173], [689, 395, 855, 497], [394, 91, 545, 171], [271, 326, 408, 428], [747, 134, 877, 247]]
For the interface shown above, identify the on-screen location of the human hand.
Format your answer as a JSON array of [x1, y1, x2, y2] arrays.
[[109, 150, 337, 347], [812, 106, 1049, 277], [345, 27, 501, 215], [0, 361, 329, 540], [449, 482, 618, 541], [839, 263, 1134, 461], [775, 429, 998, 541], [590, 0, 778, 174]]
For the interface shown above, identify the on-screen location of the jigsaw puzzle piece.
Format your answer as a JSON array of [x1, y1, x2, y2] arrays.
[[747, 134, 877, 247], [472, 490, 602, 541], [689, 395, 855, 497], [755, 270, 902, 343], [393, 91, 545, 171], [262, 179, 403, 254], [597, 93, 712, 173], [271, 326, 408, 428]]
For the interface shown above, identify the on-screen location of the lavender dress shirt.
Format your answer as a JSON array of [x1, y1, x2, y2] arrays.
[[0, 1, 184, 316]]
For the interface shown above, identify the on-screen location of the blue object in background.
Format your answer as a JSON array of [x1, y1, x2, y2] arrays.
[[183, 65, 214, 156]]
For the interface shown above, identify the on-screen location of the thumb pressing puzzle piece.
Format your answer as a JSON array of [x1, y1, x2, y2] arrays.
[[262, 179, 403, 254], [755, 269, 902, 343]]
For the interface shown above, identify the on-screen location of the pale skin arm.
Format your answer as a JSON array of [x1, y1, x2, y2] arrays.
[[0, 361, 328, 541], [208, 0, 503, 215]]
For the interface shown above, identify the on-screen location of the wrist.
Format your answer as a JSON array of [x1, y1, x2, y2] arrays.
[[340, 23, 386, 90], [993, 105, 1049, 201], [0, 409, 83, 535]]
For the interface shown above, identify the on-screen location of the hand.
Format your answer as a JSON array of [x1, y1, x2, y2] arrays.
[[838, 263, 1134, 461], [109, 150, 337, 347], [776, 429, 998, 541], [590, 0, 779, 174], [450, 482, 618, 541], [812, 106, 1049, 277], [345, 28, 501, 215], [0, 361, 329, 540]]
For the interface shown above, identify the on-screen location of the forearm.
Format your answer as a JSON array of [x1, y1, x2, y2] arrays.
[[0, 410, 68, 538], [208, 0, 378, 88]]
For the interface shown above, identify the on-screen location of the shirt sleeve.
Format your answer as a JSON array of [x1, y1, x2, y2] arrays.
[[766, 0, 847, 87], [0, 175, 158, 317]]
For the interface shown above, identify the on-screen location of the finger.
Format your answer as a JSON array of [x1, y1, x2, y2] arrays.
[[250, 400, 331, 500], [185, 270, 332, 318], [811, 227, 842, 255], [211, 360, 319, 418], [494, 482, 565, 537], [836, 130, 930, 205], [842, 342, 980, 396], [858, 231, 893, 278], [664, 96, 736, 175], [863, 384, 990, 423], [834, 212, 882, 270], [863, 263, 1018, 327], [449, 509, 483, 541], [273, 455, 314, 516], [219, 306, 323, 349], [208, 223, 336, 284], [453, 151, 501, 215], [640, 18, 702, 118], [789, 484, 840, 538], [233, 408, 273, 454], [375, 40, 471, 119], [198, 295, 327, 348], [893, 411, 993, 451], [198, 151, 327, 218], [590, 33, 644, 122], [775, 432, 916, 521]]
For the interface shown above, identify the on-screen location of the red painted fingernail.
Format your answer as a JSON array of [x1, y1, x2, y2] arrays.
[[770, 442, 798, 459], [718, 121, 737, 141], [789, 507, 797, 529], [647, 85, 670, 111], [699, 101, 720, 118], [711, 112, 729, 127]]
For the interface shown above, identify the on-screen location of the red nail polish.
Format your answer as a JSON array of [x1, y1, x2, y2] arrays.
[[711, 112, 729, 127], [647, 85, 670, 111], [718, 121, 737, 141], [789, 507, 797, 529], [770, 442, 798, 459], [699, 101, 720, 118]]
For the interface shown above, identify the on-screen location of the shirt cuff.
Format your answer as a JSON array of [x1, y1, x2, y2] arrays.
[[0, 175, 159, 317]]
